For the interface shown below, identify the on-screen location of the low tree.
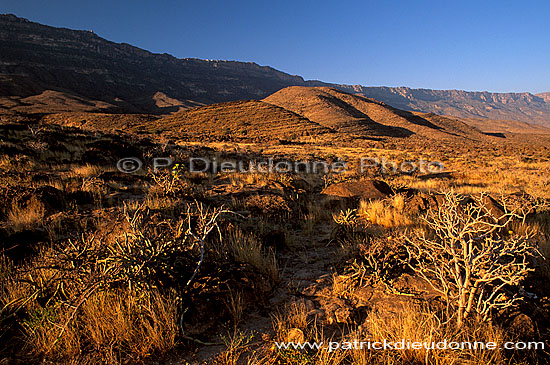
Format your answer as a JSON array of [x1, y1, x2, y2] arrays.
[[405, 192, 539, 327]]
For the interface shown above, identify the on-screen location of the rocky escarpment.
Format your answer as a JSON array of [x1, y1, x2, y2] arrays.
[[336, 85, 550, 127], [0, 14, 311, 113]]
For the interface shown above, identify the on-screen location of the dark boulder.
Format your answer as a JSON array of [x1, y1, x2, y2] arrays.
[[321, 179, 393, 200]]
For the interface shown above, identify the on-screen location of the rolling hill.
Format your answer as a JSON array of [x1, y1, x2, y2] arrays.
[[155, 100, 331, 141], [42, 100, 331, 142], [264, 87, 486, 140]]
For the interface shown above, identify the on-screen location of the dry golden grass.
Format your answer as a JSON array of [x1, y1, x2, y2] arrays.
[[331, 272, 359, 300], [22, 304, 82, 359], [81, 289, 177, 361], [272, 301, 310, 343], [225, 287, 245, 328], [19, 287, 178, 362], [358, 194, 412, 228], [6, 196, 45, 232], [71, 163, 101, 177], [143, 193, 178, 212], [357, 303, 507, 365], [2, 120, 549, 364], [258, 301, 521, 365], [225, 226, 279, 282]]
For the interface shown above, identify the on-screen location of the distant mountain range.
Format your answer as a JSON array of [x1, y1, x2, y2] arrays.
[[1, 13, 550, 127]]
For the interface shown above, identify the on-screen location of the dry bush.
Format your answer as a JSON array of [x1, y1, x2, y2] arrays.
[[214, 329, 255, 365], [405, 192, 539, 327], [149, 164, 194, 197], [332, 208, 386, 255], [1, 202, 230, 362], [332, 209, 362, 241], [6, 196, 45, 232], [335, 237, 408, 299]]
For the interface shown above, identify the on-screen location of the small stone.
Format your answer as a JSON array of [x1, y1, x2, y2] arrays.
[[286, 328, 305, 343], [335, 306, 352, 323]]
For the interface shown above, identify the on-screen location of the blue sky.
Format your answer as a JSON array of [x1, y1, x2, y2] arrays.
[[2, 0, 549, 93]]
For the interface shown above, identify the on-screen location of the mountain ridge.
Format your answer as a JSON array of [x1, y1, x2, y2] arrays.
[[1, 14, 550, 127]]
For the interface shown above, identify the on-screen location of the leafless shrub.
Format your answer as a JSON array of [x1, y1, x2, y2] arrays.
[[405, 192, 539, 327]]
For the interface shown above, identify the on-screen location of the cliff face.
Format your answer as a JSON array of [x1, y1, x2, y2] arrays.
[[1, 14, 550, 126], [335, 85, 550, 127], [0, 14, 309, 112]]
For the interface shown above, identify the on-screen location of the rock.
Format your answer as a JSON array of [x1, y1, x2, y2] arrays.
[[461, 194, 506, 220], [480, 195, 505, 219], [307, 309, 325, 320], [334, 306, 353, 323], [507, 313, 536, 338], [18, 186, 65, 215], [321, 179, 393, 200], [404, 192, 445, 215], [286, 328, 305, 343], [417, 171, 452, 180], [320, 297, 353, 324]]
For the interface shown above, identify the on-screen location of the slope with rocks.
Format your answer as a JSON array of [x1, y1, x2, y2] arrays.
[[152, 100, 331, 141]]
